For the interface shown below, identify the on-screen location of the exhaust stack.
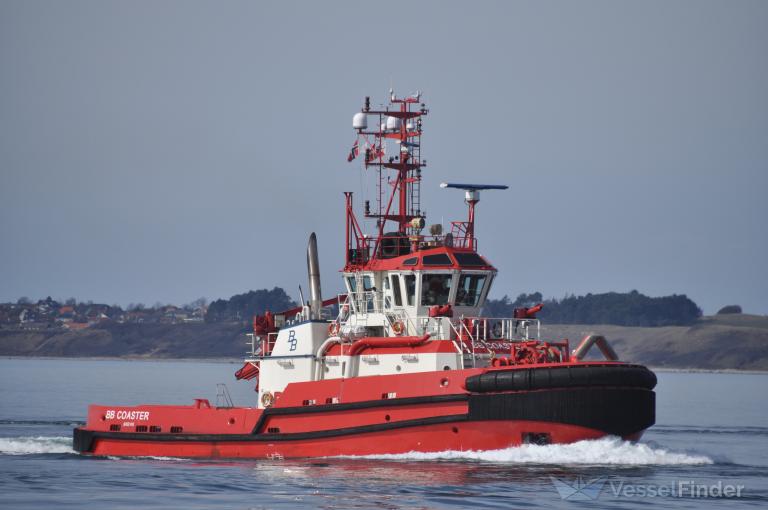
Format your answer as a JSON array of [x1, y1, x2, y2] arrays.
[[306, 232, 323, 319]]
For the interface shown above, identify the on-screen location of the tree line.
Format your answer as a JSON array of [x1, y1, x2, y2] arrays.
[[205, 287, 296, 323], [484, 290, 702, 326]]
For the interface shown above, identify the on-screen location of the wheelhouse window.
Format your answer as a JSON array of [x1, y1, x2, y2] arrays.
[[391, 275, 403, 306], [346, 276, 356, 293], [453, 252, 488, 267], [422, 253, 452, 266], [421, 274, 453, 306], [404, 274, 416, 306], [382, 278, 391, 309], [456, 273, 487, 307], [362, 275, 375, 311]]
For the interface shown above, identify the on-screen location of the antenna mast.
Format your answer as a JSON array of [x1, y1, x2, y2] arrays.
[[345, 92, 504, 270], [356, 90, 428, 238]]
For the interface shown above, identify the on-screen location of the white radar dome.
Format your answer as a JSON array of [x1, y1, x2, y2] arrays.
[[352, 112, 368, 130], [385, 116, 401, 131]]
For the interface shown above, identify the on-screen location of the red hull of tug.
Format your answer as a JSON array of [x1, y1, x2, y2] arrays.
[[74, 362, 656, 459], [87, 421, 640, 459]]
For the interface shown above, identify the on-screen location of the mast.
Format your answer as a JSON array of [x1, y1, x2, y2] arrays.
[[361, 90, 427, 234], [344, 91, 506, 270], [346, 90, 428, 268]]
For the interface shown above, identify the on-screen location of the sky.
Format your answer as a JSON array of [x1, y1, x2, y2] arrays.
[[1, 1, 766, 314]]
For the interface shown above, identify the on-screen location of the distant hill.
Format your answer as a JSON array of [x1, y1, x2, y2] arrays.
[[1, 314, 766, 371]]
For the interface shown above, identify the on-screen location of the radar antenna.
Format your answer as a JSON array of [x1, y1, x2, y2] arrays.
[[440, 183, 508, 249]]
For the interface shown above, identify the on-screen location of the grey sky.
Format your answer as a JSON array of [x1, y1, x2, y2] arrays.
[[1, 1, 766, 314]]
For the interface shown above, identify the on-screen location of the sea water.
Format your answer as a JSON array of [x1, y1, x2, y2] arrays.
[[1, 358, 766, 509]]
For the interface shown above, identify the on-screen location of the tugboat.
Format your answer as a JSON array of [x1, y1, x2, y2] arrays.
[[73, 91, 656, 459]]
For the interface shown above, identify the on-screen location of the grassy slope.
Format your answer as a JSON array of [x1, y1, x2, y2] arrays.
[[0, 322, 248, 358], [541, 314, 768, 370]]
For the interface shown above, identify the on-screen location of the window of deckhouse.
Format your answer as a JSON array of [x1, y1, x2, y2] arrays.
[[391, 275, 403, 306], [456, 273, 488, 307], [404, 275, 416, 306], [421, 274, 453, 306]]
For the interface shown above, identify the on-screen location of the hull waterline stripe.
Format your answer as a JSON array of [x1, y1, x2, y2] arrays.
[[251, 393, 469, 433], [75, 414, 469, 450]]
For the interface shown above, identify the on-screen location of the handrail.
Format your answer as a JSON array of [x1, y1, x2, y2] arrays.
[[329, 295, 545, 369], [246, 332, 277, 357]]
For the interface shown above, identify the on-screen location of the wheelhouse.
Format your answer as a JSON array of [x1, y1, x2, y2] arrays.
[[341, 246, 496, 333]]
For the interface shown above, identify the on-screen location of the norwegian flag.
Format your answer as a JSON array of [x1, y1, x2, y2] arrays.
[[347, 140, 359, 162], [368, 143, 385, 161]]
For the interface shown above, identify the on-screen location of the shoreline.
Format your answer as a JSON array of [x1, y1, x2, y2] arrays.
[[0, 355, 240, 364], [2, 355, 767, 374], [649, 367, 768, 375]]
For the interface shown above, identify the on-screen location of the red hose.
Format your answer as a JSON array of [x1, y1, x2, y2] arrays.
[[349, 333, 431, 356]]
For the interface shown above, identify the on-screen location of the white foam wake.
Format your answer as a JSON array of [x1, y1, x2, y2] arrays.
[[106, 455, 189, 462], [0, 436, 74, 456], [339, 437, 713, 466]]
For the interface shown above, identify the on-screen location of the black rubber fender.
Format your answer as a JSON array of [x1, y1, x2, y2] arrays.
[[512, 369, 530, 391], [465, 364, 657, 393]]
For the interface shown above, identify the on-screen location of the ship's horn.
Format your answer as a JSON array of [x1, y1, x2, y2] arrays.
[[307, 232, 323, 320]]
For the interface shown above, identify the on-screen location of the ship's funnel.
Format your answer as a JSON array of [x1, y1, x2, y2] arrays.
[[306, 232, 323, 319]]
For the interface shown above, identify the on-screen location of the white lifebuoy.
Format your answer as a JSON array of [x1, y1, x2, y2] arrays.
[[261, 392, 274, 407], [391, 320, 405, 336]]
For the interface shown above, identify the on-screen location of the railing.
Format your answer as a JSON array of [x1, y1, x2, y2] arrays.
[[462, 317, 541, 342], [215, 383, 234, 408], [348, 290, 383, 316], [247, 331, 278, 357], [349, 233, 481, 266], [448, 222, 477, 250], [335, 292, 419, 338], [417, 315, 542, 367], [420, 316, 540, 342], [334, 290, 540, 343]]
